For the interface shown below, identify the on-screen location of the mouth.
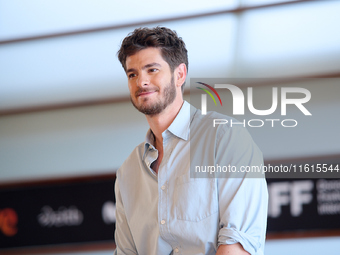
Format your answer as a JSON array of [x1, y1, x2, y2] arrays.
[[136, 90, 157, 97]]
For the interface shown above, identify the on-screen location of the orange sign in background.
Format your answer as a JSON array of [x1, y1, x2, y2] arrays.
[[0, 208, 18, 237]]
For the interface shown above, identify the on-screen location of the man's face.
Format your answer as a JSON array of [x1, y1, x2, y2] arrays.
[[125, 47, 177, 116]]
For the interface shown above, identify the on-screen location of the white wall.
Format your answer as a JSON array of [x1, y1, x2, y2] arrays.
[[0, 101, 148, 182]]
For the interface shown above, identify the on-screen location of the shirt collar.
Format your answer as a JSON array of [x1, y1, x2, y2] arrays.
[[143, 129, 155, 160], [167, 100, 193, 141]]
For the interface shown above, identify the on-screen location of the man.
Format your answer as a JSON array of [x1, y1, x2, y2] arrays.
[[114, 27, 268, 255]]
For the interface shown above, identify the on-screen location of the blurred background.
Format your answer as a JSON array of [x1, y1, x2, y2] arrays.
[[0, 0, 340, 254]]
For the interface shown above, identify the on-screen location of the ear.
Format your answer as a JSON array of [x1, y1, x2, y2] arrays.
[[175, 63, 187, 88]]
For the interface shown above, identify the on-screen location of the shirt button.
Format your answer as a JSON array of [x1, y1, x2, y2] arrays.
[[161, 185, 166, 190], [174, 248, 179, 253], [161, 220, 165, 225]]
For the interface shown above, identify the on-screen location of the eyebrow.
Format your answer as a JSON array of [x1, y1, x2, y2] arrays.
[[126, 62, 161, 74]]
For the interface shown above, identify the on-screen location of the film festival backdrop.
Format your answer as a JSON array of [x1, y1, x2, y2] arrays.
[[1, 157, 340, 253], [0, 176, 117, 253]]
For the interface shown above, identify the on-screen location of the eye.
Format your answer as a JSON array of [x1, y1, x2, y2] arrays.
[[148, 68, 158, 73], [128, 73, 136, 79]]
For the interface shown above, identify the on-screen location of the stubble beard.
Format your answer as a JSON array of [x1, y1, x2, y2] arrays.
[[131, 75, 177, 116]]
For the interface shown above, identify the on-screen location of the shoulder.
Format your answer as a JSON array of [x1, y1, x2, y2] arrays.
[[191, 108, 248, 140], [192, 108, 261, 154], [117, 142, 144, 180]]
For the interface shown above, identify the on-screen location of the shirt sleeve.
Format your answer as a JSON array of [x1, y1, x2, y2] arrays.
[[114, 177, 138, 255], [215, 126, 268, 255]]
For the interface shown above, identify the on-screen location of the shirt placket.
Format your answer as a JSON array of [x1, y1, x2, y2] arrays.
[[158, 134, 181, 254]]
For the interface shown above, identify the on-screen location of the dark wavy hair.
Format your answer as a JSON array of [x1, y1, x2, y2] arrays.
[[117, 27, 188, 90]]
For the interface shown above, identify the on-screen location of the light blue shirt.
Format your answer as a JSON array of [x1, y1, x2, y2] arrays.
[[114, 101, 268, 255]]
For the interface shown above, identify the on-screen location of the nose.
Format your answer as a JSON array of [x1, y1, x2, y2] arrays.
[[136, 72, 149, 87]]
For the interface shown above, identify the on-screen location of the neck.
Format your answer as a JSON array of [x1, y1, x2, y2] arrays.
[[146, 98, 184, 143]]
